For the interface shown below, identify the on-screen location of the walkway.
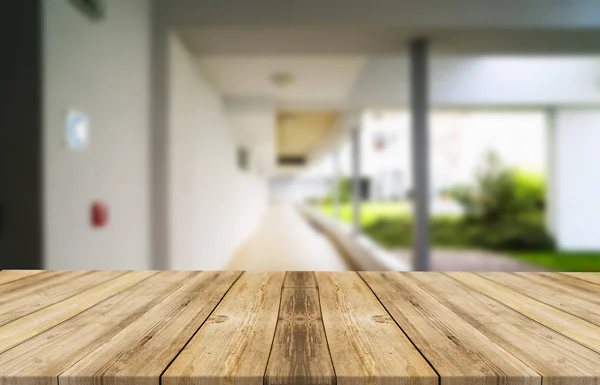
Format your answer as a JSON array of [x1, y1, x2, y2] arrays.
[[227, 204, 350, 271]]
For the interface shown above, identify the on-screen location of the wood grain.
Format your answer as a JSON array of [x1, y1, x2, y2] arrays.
[[60, 271, 241, 385], [534, 272, 600, 293], [0, 270, 125, 327], [0, 271, 190, 385], [0, 270, 44, 286], [315, 272, 437, 385], [452, 272, 600, 353], [162, 271, 286, 385], [0, 270, 600, 385], [0, 270, 85, 304], [0, 270, 156, 354], [360, 272, 539, 385], [423, 272, 600, 385], [563, 272, 600, 286], [518, 272, 600, 303], [480, 272, 600, 327], [283, 271, 317, 288], [265, 272, 334, 385]]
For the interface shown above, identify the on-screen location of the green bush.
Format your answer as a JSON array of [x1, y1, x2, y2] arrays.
[[513, 170, 546, 212], [365, 152, 555, 251], [364, 216, 469, 249], [365, 217, 413, 247], [447, 151, 553, 250], [472, 218, 554, 250], [364, 214, 553, 251], [338, 177, 353, 203], [322, 177, 353, 205], [445, 152, 546, 223]]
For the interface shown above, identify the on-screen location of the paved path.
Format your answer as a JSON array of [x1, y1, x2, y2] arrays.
[[227, 204, 350, 271], [394, 249, 546, 271]]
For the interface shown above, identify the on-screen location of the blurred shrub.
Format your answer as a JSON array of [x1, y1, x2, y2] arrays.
[[323, 177, 353, 204], [364, 214, 553, 251], [365, 151, 554, 251], [338, 177, 353, 203], [445, 152, 546, 223]]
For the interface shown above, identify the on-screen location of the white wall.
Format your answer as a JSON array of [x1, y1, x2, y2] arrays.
[[168, 34, 267, 270], [550, 109, 600, 250], [43, 0, 151, 269], [225, 98, 277, 175]]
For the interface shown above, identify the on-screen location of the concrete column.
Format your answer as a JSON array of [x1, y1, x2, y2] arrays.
[[410, 38, 430, 271], [150, 10, 170, 270], [332, 150, 341, 220], [351, 126, 361, 235], [545, 108, 558, 237]]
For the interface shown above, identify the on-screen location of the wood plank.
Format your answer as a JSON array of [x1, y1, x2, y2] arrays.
[[563, 272, 600, 286], [283, 271, 317, 288], [315, 272, 437, 385], [265, 272, 334, 385], [162, 272, 286, 385], [0, 270, 157, 354], [413, 272, 600, 385], [0, 270, 45, 286], [449, 272, 600, 354], [518, 272, 600, 303], [0, 271, 193, 385], [360, 272, 539, 385], [0, 270, 126, 326], [2, 270, 600, 385], [480, 272, 600, 327], [60, 271, 241, 385], [0, 270, 86, 302]]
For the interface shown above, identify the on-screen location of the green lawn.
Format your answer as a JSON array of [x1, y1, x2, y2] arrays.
[[319, 202, 411, 227], [507, 251, 600, 272], [317, 202, 600, 271]]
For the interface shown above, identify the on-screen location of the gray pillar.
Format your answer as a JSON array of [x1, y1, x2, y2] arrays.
[[351, 126, 361, 235], [410, 38, 430, 271], [545, 107, 558, 237], [332, 150, 341, 220]]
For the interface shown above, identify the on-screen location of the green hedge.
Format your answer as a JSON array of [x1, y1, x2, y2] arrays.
[[364, 214, 554, 251]]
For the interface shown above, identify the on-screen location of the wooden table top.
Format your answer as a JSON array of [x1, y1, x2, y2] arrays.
[[1, 270, 600, 385]]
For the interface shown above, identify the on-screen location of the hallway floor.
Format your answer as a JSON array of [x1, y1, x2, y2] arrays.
[[227, 204, 351, 271]]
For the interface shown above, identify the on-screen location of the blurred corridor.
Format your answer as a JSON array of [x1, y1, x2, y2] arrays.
[[3, 1, 600, 271], [227, 204, 349, 271]]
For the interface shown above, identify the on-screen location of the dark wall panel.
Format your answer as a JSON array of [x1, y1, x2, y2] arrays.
[[0, 0, 43, 269]]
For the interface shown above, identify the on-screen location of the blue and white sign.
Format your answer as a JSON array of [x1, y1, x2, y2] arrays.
[[66, 110, 89, 150]]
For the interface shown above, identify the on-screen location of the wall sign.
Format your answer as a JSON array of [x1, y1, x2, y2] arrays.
[[66, 110, 89, 150]]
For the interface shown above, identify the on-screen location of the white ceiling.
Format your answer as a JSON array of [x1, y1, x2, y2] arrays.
[[198, 55, 367, 108], [179, 26, 600, 55]]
